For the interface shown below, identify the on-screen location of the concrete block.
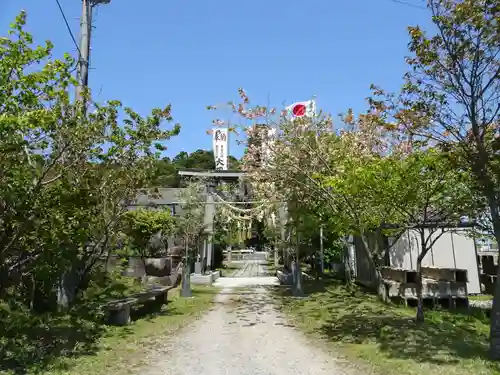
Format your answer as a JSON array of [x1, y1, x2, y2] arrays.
[[455, 269, 468, 282], [482, 255, 497, 275], [381, 267, 407, 283], [194, 262, 202, 275], [422, 280, 452, 297], [277, 270, 293, 285], [143, 276, 172, 286], [384, 280, 402, 297], [108, 305, 131, 326], [450, 282, 467, 298], [190, 274, 213, 285], [143, 258, 170, 276], [381, 267, 417, 283], [402, 284, 418, 298], [421, 267, 455, 281], [383, 279, 466, 299]]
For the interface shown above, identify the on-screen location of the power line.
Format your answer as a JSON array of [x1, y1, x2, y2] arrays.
[[387, 0, 427, 10], [54, 0, 81, 56]]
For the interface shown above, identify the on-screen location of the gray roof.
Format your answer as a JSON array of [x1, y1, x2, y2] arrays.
[[131, 188, 185, 207], [178, 168, 244, 179]]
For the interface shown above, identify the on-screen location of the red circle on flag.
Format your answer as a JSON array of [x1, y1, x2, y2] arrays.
[[292, 104, 306, 117]]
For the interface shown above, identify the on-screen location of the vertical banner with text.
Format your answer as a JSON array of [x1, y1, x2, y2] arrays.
[[212, 127, 229, 170]]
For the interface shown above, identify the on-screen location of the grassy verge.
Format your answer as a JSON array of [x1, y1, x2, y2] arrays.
[[2, 285, 218, 375], [266, 260, 277, 276], [470, 295, 493, 301], [272, 279, 500, 375]]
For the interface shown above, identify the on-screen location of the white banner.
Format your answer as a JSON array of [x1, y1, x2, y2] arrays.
[[261, 127, 276, 167], [212, 128, 228, 170]]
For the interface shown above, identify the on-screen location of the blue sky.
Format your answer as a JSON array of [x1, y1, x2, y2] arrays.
[[1, 0, 432, 159]]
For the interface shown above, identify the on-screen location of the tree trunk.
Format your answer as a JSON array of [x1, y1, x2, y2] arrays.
[[488, 201, 500, 359], [415, 230, 428, 323], [319, 226, 324, 275], [293, 231, 303, 297], [104, 250, 113, 272], [180, 237, 192, 298], [343, 245, 353, 285], [490, 260, 500, 359], [313, 256, 319, 281], [0, 264, 8, 299], [415, 260, 424, 323], [469, 143, 500, 359], [57, 270, 79, 311], [373, 268, 387, 302], [359, 230, 388, 301]]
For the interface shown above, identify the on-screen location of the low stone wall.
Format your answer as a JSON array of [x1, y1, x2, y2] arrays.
[[384, 279, 468, 298], [142, 263, 183, 287], [277, 270, 293, 285], [191, 270, 221, 285], [276, 270, 312, 285], [123, 257, 168, 277], [212, 270, 220, 281]]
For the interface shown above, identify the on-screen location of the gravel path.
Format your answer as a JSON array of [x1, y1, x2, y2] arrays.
[[215, 254, 279, 288], [228, 252, 268, 277], [231, 258, 263, 277], [140, 256, 353, 375], [142, 287, 351, 375]]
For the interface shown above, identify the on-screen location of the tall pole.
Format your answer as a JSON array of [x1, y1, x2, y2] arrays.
[[58, 0, 93, 308], [56, 0, 92, 306], [293, 227, 303, 297], [292, 203, 303, 297], [75, 0, 111, 104], [181, 236, 192, 297], [279, 204, 287, 268], [75, 0, 92, 103]]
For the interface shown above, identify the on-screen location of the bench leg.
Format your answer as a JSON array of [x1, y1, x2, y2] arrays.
[[154, 292, 168, 308], [108, 305, 131, 326]]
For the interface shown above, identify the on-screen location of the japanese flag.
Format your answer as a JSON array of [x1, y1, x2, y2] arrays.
[[285, 100, 316, 119]]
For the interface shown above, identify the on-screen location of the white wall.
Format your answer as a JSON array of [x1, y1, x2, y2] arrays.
[[388, 229, 480, 294]]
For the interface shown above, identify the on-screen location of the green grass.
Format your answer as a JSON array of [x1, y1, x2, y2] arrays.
[[271, 279, 500, 375], [265, 260, 277, 275], [470, 295, 493, 301], [0, 285, 219, 375]]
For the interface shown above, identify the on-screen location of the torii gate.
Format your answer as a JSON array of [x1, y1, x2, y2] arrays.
[[177, 169, 245, 272], [177, 169, 288, 273]]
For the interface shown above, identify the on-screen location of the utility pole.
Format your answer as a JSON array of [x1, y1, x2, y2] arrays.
[[75, 0, 111, 104], [75, 0, 91, 103]]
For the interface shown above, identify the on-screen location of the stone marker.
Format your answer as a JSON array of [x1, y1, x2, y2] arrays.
[[194, 262, 202, 275]]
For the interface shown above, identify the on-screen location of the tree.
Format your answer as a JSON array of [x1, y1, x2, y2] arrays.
[[175, 179, 207, 297], [369, 149, 471, 321], [121, 209, 175, 258], [367, 0, 500, 356], [0, 12, 180, 310], [207, 89, 403, 297], [151, 150, 241, 187], [151, 157, 179, 187], [290, 112, 413, 298]]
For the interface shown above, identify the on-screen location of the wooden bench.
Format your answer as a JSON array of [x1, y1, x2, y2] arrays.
[[104, 285, 174, 326]]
